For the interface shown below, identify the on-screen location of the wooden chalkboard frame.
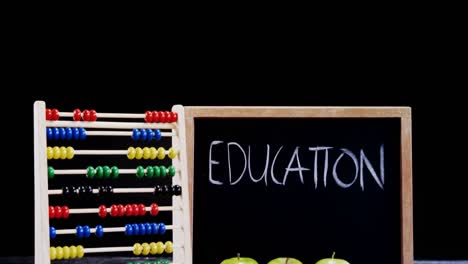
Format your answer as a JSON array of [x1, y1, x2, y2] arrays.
[[184, 106, 413, 264]]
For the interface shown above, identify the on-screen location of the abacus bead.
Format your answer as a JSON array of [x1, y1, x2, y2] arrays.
[[157, 147, 165, 160], [139, 223, 146, 235], [96, 166, 104, 179], [89, 110, 97, 121], [47, 147, 53, 159], [164, 241, 173, 254], [62, 206, 70, 219], [86, 166, 95, 179], [167, 112, 174, 122], [95, 225, 104, 237], [145, 111, 153, 122], [62, 186, 74, 198], [76, 225, 84, 238], [82, 109, 90, 121], [132, 129, 141, 140], [151, 222, 159, 234], [66, 146, 74, 159], [46, 128, 52, 140], [59, 146, 67, 159], [168, 165, 176, 177], [125, 204, 133, 216], [48, 167, 54, 179], [143, 147, 150, 159], [73, 109, 81, 121], [172, 185, 182, 196], [142, 243, 150, 255], [51, 109, 59, 120], [69, 246, 77, 258], [159, 111, 167, 123], [79, 128, 86, 140], [111, 166, 119, 179], [146, 166, 154, 178], [106, 185, 113, 194], [117, 204, 125, 216], [162, 261, 170, 264], [63, 246, 70, 259], [155, 129, 162, 140], [77, 245, 84, 258], [103, 166, 111, 179], [144, 223, 152, 234], [168, 147, 177, 159], [155, 241, 165, 254], [136, 166, 145, 178], [83, 225, 91, 238], [162, 185, 171, 195], [50, 227, 56, 239], [52, 128, 59, 140], [140, 129, 148, 141], [110, 204, 118, 217], [152, 111, 160, 122], [72, 128, 80, 140], [54, 206, 63, 218], [150, 203, 159, 216], [154, 185, 163, 195], [150, 147, 157, 159], [59, 128, 66, 140], [149, 242, 158, 255], [138, 203, 146, 216], [65, 127, 73, 140], [128, 147, 136, 159], [146, 129, 154, 141], [159, 223, 166, 235], [153, 166, 161, 177], [125, 224, 133, 235], [132, 223, 139, 235], [172, 112, 178, 122], [159, 166, 167, 177], [98, 205, 107, 218], [50, 247, 56, 260], [135, 147, 143, 159], [132, 204, 139, 216], [53, 146, 60, 159], [133, 243, 143, 255], [46, 108, 52, 120]]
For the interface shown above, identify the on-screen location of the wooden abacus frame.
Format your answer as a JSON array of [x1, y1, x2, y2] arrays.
[[34, 101, 192, 264]]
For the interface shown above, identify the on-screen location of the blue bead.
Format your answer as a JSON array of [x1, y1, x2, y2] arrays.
[[154, 129, 162, 140], [144, 223, 152, 235], [159, 223, 166, 234], [59, 128, 66, 140], [132, 129, 140, 141], [83, 225, 91, 238], [52, 128, 60, 140], [138, 223, 146, 235], [46, 128, 53, 140], [95, 225, 104, 237], [76, 225, 84, 238], [72, 128, 80, 140], [79, 128, 86, 140], [132, 223, 139, 235], [151, 223, 159, 234], [65, 127, 73, 140], [125, 224, 133, 236], [50, 227, 56, 239], [146, 129, 154, 141], [140, 129, 147, 141]]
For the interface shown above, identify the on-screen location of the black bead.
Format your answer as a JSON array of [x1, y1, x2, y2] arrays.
[[172, 185, 182, 196], [154, 185, 163, 195], [105, 185, 113, 194], [162, 185, 171, 195], [98, 185, 106, 196], [62, 186, 75, 198]]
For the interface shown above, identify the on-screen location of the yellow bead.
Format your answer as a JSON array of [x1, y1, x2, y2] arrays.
[[47, 147, 53, 160], [157, 147, 165, 160], [59, 146, 67, 159], [77, 245, 84, 258], [142, 242, 150, 255], [62, 246, 70, 259], [135, 147, 143, 159], [143, 147, 151, 159], [149, 242, 158, 255], [164, 241, 173, 254], [66, 147, 74, 159], [150, 147, 157, 159], [156, 241, 164, 254], [56, 246, 64, 260], [127, 147, 136, 160], [69, 246, 77, 258], [168, 147, 177, 159], [53, 146, 60, 159], [50, 247, 56, 260], [133, 243, 143, 255]]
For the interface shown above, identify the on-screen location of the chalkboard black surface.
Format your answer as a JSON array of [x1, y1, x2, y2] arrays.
[[185, 107, 413, 264]]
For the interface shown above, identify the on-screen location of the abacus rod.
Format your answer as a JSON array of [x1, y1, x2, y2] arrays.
[[54, 169, 181, 175], [73, 150, 172, 155], [55, 225, 175, 235], [86, 131, 174, 137], [46, 120, 176, 130], [68, 206, 176, 214], [61, 112, 145, 118], [48, 188, 161, 195]]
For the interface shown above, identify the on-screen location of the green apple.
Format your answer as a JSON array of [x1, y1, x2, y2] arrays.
[[315, 252, 350, 264], [268, 257, 303, 264], [220, 254, 258, 264]]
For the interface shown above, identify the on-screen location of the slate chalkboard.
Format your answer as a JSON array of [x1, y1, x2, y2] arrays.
[[185, 107, 413, 264]]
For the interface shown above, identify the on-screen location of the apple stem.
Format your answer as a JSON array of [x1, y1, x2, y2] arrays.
[[332, 252, 335, 260], [237, 253, 240, 261], [286, 257, 289, 264]]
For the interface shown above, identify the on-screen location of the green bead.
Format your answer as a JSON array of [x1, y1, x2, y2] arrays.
[[136, 166, 145, 178], [154, 261, 161, 264], [168, 165, 176, 177], [48, 167, 54, 179], [103, 166, 111, 179], [144, 261, 152, 264], [162, 260, 170, 264], [111, 166, 119, 179], [146, 166, 154, 178], [153, 166, 160, 178], [159, 166, 167, 177], [86, 166, 95, 179], [96, 166, 104, 179]]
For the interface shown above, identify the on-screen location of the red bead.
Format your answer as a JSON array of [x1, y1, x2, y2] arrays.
[[46, 109, 52, 120], [172, 112, 178, 122], [110, 204, 118, 217], [167, 112, 175, 122], [62, 206, 70, 219], [145, 111, 153, 123], [51, 109, 59, 121], [49, 206, 55, 218], [73, 109, 82, 121], [132, 204, 139, 216], [138, 204, 146, 216], [98, 205, 107, 218], [54, 206, 62, 219], [124, 204, 133, 216], [165, 111, 172, 123], [117, 204, 125, 216], [159, 111, 167, 123], [82, 110, 90, 121], [89, 110, 97, 121], [152, 111, 160, 123], [150, 203, 159, 216]]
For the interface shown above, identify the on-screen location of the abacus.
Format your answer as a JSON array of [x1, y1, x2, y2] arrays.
[[33, 101, 191, 263]]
